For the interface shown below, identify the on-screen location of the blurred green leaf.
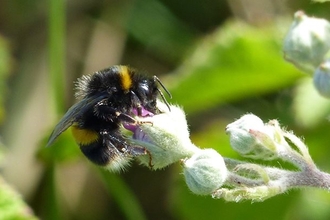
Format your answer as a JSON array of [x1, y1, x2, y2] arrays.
[[38, 129, 81, 164], [288, 189, 330, 220], [292, 77, 330, 128], [0, 177, 38, 220], [169, 20, 302, 115], [127, 0, 196, 64], [190, 119, 237, 157]]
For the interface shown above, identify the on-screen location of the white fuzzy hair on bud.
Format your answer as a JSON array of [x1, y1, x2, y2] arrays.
[[183, 149, 227, 195], [134, 102, 200, 169]]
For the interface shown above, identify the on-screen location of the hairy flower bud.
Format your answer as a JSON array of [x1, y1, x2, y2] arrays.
[[132, 102, 199, 169], [183, 149, 227, 195], [226, 114, 278, 160], [313, 59, 330, 98], [283, 11, 330, 73]]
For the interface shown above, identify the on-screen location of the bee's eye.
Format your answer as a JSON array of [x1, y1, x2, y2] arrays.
[[138, 82, 151, 96]]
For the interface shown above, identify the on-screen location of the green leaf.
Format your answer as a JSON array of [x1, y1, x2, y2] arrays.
[[127, 0, 196, 63], [168, 20, 302, 115], [292, 77, 330, 128], [0, 176, 38, 220], [38, 129, 81, 164]]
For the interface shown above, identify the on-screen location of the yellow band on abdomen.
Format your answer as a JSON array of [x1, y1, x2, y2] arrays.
[[71, 126, 99, 145]]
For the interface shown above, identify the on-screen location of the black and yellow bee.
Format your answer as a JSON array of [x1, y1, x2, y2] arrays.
[[47, 65, 171, 171]]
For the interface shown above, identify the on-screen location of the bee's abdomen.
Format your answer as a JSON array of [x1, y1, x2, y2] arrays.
[[79, 140, 112, 166]]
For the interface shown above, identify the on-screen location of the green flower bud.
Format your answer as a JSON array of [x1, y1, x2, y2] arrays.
[[313, 59, 330, 98], [183, 149, 227, 195], [283, 11, 330, 73], [133, 102, 200, 169], [226, 114, 278, 160]]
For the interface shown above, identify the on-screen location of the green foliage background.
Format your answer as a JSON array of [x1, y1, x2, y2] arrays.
[[1, 0, 330, 219]]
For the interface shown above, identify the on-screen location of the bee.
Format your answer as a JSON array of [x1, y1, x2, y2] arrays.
[[47, 65, 171, 171]]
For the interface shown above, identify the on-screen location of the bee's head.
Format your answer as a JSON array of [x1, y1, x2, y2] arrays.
[[132, 76, 171, 115]]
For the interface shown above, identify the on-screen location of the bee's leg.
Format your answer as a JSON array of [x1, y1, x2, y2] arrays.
[[116, 112, 153, 126], [101, 125, 154, 168], [123, 144, 153, 168], [146, 149, 153, 168], [104, 130, 147, 155], [115, 112, 137, 124], [94, 101, 142, 124], [123, 145, 147, 156]]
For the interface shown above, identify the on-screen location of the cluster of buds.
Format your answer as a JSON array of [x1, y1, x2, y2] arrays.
[[283, 11, 330, 97], [216, 114, 320, 202], [131, 101, 329, 201]]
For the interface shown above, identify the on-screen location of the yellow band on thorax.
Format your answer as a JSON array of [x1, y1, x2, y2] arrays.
[[119, 66, 132, 91]]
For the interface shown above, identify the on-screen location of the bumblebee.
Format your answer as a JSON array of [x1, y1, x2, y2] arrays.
[[47, 65, 171, 171]]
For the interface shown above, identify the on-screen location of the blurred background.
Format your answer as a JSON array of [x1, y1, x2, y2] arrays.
[[1, 0, 330, 219]]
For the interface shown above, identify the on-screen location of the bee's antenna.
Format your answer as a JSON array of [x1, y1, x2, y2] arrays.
[[154, 76, 172, 111]]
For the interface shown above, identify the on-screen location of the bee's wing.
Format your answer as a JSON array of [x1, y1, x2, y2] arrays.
[[47, 94, 106, 146]]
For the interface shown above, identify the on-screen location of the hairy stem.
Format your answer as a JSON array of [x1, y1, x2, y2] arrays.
[[283, 167, 330, 190]]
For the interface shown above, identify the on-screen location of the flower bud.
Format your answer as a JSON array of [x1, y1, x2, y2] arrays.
[[226, 114, 278, 160], [133, 102, 200, 169], [183, 149, 227, 195], [313, 59, 330, 98], [283, 11, 330, 73]]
